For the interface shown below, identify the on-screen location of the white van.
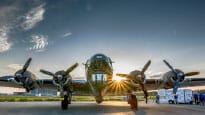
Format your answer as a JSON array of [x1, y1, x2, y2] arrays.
[[157, 89, 193, 104]]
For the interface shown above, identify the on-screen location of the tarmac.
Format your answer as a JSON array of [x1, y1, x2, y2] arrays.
[[0, 101, 204, 115]]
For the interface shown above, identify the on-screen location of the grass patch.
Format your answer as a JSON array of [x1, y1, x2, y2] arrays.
[[0, 96, 127, 102]]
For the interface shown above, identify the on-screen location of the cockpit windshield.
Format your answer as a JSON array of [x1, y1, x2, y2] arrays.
[[91, 74, 107, 83]]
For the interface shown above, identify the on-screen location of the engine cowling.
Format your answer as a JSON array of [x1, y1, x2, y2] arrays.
[[162, 69, 185, 88], [129, 70, 146, 84], [52, 71, 72, 89], [13, 70, 36, 92]]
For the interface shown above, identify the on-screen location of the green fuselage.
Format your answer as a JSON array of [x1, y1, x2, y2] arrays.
[[85, 54, 113, 103]]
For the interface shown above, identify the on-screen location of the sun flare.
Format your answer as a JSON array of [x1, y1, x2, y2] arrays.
[[112, 76, 126, 82]]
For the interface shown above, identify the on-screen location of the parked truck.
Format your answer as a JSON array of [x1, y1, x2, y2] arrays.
[[157, 89, 193, 104]]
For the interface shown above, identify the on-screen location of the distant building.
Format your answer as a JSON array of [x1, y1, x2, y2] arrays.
[[0, 86, 25, 95], [30, 89, 57, 97]]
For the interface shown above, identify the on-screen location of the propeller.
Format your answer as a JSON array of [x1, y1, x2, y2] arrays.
[[140, 83, 148, 103], [21, 58, 32, 74], [14, 58, 32, 84], [141, 60, 151, 74], [163, 60, 200, 95], [40, 69, 55, 77], [40, 63, 79, 88], [163, 60, 177, 74], [184, 72, 200, 76], [116, 60, 151, 103], [140, 60, 151, 103], [65, 63, 79, 76], [40, 63, 79, 77]]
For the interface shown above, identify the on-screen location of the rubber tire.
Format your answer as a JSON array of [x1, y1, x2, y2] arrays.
[[96, 100, 103, 104], [168, 100, 172, 104], [61, 100, 68, 110]]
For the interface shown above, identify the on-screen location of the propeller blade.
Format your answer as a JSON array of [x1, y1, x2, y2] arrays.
[[184, 72, 200, 76], [65, 63, 79, 76], [22, 58, 32, 73], [141, 60, 151, 74], [163, 60, 177, 74], [140, 83, 148, 103], [40, 69, 55, 76], [173, 81, 180, 95]]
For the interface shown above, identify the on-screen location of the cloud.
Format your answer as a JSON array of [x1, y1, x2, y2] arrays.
[[0, 1, 46, 53], [0, 27, 11, 52], [29, 34, 48, 52], [20, 3, 46, 31], [0, 3, 19, 53], [62, 32, 72, 38], [7, 64, 23, 70], [0, 5, 19, 23]]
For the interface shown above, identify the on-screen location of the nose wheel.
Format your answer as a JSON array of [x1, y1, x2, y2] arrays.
[[96, 99, 103, 104]]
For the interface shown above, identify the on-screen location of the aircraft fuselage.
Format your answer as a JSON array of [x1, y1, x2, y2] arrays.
[[85, 53, 113, 103]]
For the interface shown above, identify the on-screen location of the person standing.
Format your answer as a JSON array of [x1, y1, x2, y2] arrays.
[[194, 94, 199, 105], [174, 95, 178, 104], [156, 94, 159, 104], [199, 93, 205, 106]]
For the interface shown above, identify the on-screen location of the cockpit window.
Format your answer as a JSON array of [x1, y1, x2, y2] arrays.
[[96, 55, 103, 59], [92, 74, 107, 82]]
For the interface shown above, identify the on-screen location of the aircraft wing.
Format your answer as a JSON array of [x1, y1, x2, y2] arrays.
[[36, 79, 57, 90], [0, 76, 90, 93], [144, 79, 163, 90], [180, 78, 205, 87], [144, 78, 205, 90], [38, 79, 91, 94], [0, 76, 56, 89], [71, 80, 91, 94], [0, 76, 22, 88], [36, 79, 90, 92]]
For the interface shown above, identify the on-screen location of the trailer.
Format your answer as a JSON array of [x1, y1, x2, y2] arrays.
[[157, 89, 193, 104]]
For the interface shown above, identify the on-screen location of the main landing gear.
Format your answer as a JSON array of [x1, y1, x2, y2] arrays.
[[61, 93, 72, 110], [61, 95, 68, 110], [128, 94, 138, 110]]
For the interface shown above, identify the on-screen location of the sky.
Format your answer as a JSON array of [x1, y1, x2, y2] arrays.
[[0, 0, 205, 79]]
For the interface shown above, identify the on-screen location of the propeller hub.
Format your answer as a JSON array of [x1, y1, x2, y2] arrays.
[[136, 74, 146, 84], [57, 75, 63, 81], [14, 73, 24, 83], [137, 74, 142, 78], [15, 73, 23, 78], [53, 73, 70, 87], [177, 72, 184, 77], [172, 71, 185, 83]]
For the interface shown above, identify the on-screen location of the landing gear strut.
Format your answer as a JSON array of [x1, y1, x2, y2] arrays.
[[61, 95, 68, 110], [95, 91, 103, 104], [61, 91, 72, 110], [128, 94, 138, 110], [96, 99, 103, 104]]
